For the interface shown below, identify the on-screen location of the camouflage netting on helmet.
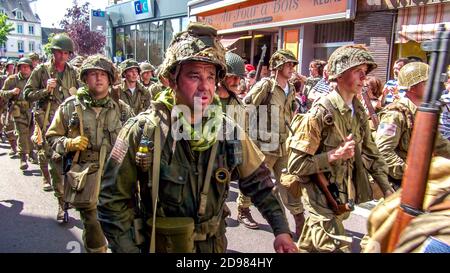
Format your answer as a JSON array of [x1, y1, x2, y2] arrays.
[[269, 49, 298, 70], [17, 57, 32, 69], [327, 44, 377, 81], [225, 51, 245, 78], [80, 54, 117, 85], [119, 59, 140, 77], [160, 22, 227, 82], [397, 62, 429, 89], [70, 55, 86, 68], [140, 62, 155, 73], [27, 52, 40, 60]]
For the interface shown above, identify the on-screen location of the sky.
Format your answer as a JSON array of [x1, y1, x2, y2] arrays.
[[31, 0, 109, 28]]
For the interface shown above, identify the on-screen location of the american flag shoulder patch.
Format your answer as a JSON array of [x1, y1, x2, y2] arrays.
[[110, 137, 129, 164], [377, 123, 397, 137]]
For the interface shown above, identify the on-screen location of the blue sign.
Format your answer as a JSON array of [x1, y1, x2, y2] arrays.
[[134, 0, 148, 15], [92, 10, 105, 17]]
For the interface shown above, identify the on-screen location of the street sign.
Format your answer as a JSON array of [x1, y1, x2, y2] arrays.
[[134, 0, 149, 15], [90, 9, 107, 32], [92, 10, 105, 17]]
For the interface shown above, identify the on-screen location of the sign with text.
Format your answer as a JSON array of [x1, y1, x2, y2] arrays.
[[198, 0, 353, 31]]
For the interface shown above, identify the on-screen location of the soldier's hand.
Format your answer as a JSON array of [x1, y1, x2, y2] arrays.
[[10, 88, 21, 95], [327, 134, 355, 162], [273, 233, 298, 253], [46, 78, 57, 91], [65, 136, 89, 152]]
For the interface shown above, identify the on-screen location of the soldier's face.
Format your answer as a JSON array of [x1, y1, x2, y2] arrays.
[[224, 75, 241, 94], [171, 62, 216, 111], [53, 50, 71, 64], [338, 64, 368, 95], [5, 64, 14, 75], [85, 69, 110, 97], [279, 62, 295, 80], [19, 65, 32, 78], [141, 71, 153, 83], [125, 68, 139, 83]]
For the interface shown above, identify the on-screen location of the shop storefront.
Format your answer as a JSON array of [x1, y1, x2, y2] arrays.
[[189, 0, 356, 75], [106, 0, 189, 65]]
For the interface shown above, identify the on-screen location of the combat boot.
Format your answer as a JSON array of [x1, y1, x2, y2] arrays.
[[57, 197, 65, 223], [293, 212, 305, 239], [8, 144, 17, 157], [28, 151, 39, 164], [237, 206, 259, 229], [41, 168, 53, 192], [19, 153, 28, 170]]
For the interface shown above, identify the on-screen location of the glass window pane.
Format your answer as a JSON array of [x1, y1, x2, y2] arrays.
[[165, 18, 180, 51], [149, 21, 164, 66], [115, 26, 132, 61], [136, 23, 149, 62], [181, 17, 189, 31]]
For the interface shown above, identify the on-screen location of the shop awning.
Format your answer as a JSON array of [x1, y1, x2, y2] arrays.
[[220, 37, 240, 49], [396, 3, 450, 43]]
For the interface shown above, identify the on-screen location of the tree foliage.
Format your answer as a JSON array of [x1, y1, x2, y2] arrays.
[[60, 0, 106, 56], [0, 13, 14, 47]]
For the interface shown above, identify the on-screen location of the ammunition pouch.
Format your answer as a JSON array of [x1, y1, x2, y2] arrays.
[[79, 150, 99, 162], [146, 217, 195, 253], [64, 162, 100, 209], [12, 104, 21, 118], [193, 216, 221, 241]]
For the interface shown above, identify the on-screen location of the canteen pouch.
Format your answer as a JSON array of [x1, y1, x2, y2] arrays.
[[147, 217, 195, 253], [64, 162, 99, 209]]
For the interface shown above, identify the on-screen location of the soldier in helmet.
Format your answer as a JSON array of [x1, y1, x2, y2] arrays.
[[28, 52, 41, 69], [97, 22, 297, 253], [46, 54, 123, 253], [114, 59, 151, 115], [24, 33, 81, 221], [244, 49, 305, 238], [375, 62, 450, 190], [0, 58, 37, 170], [0, 60, 18, 155], [139, 61, 156, 89], [148, 68, 169, 98], [69, 55, 86, 70], [216, 51, 259, 229], [287, 45, 394, 252]]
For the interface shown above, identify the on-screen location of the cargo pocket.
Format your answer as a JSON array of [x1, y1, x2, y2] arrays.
[[159, 163, 188, 206]]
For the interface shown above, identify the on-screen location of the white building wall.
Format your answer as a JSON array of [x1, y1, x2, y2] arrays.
[[2, 19, 42, 58]]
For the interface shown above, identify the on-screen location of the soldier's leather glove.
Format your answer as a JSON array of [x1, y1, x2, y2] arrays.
[[135, 151, 151, 172], [65, 136, 89, 152]]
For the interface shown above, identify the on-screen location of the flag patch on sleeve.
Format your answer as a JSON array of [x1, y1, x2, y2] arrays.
[[110, 137, 129, 164], [377, 123, 397, 137]]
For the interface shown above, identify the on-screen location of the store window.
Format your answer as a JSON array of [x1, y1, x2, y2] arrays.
[[165, 18, 181, 52], [115, 26, 132, 62], [149, 20, 164, 65], [136, 23, 149, 62], [313, 21, 354, 60]]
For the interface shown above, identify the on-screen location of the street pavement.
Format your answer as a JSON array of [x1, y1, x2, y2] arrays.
[[0, 142, 374, 253]]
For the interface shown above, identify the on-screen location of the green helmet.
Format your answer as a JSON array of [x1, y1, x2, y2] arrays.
[[225, 52, 245, 78], [269, 49, 298, 70], [80, 54, 116, 85], [398, 62, 429, 89], [17, 58, 33, 69], [119, 59, 140, 77], [27, 52, 40, 61], [70, 55, 86, 68], [327, 44, 377, 81], [160, 22, 227, 82], [139, 62, 155, 74], [50, 34, 75, 53], [6, 59, 16, 67]]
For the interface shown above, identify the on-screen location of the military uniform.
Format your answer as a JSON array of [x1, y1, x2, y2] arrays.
[[287, 45, 393, 252], [97, 22, 292, 253], [0, 62, 18, 154], [376, 90, 450, 186], [0, 58, 34, 169], [244, 50, 304, 223], [117, 59, 152, 115], [24, 34, 80, 219], [148, 81, 166, 98], [139, 62, 156, 89], [46, 54, 123, 253]]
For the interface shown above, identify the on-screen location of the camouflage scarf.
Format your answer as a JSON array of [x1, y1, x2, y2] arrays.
[[76, 86, 111, 108], [156, 89, 223, 152]]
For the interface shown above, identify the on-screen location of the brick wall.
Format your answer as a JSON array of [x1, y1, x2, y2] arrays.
[[354, 11, 396, 83]]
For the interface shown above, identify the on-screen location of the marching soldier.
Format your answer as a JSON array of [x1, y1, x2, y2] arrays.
[[115, 59, 151, 115], [27, 52, 41, 69], [24, 33, 81, 221], [148, 69, 169, 98], [217, 51, 259, 229], [375, 62, 450, 189], [139, 62, 156, 89], [46, 54, 123, 253], [287, 45, 394, 252], [0, 58, 37, 170], [244, 49, 305, 237], [0, 60, 18, 155], [97, 22, 297, 253]]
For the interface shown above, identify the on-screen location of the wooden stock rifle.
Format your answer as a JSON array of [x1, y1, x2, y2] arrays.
[[255, 44, 267, 81]]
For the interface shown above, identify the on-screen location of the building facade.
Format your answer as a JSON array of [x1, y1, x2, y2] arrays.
[[0, 0, 42, 60], [106, 0, 190, 65]]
